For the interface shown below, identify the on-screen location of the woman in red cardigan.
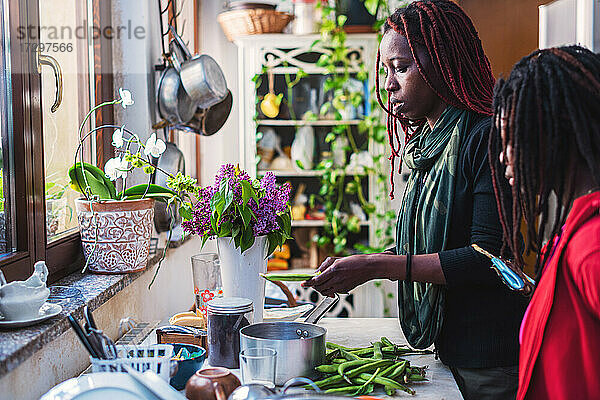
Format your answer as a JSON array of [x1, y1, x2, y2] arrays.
[[488, 45, 600, 399]]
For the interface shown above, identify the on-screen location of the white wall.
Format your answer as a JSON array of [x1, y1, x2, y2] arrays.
[[0, 237, 201, 400], [198, 0, 241, 186]]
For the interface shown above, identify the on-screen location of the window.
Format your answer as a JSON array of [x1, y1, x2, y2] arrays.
[[0, 0, 113, 282]]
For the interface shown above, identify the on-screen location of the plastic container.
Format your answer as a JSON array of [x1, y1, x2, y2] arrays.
[[169, 343, 207, 390], [90, 344, 173, 382], [293, 0, 317, 34], [207, 297, 254, 369]]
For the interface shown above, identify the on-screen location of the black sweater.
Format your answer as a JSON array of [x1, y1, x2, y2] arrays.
[[392, 113, 529, 368]]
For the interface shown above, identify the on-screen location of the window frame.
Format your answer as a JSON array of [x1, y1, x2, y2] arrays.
[[0, 0, 113, 283]]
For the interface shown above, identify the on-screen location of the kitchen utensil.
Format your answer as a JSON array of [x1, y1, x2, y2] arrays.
[[191, 253, 223, 318], [168, 343, 207, 390], [68, 314, 100, 358], [157, 66, 196, 125], [84, 304, 97, 329], [177, 89, 233, 136], [0, 302, 61, 329], [263, 304, 313, 322], [228, 383, 276, 400], [472, 244, 536, 295], [185, 367, 241, 400], [91, 344, 174, 381], [153, 140, 184, 233], [239, 347, 277, 389], [40, 372, 162, 400], [239, 295, 339, 385], [122, 364, 186, 400], [169, 26, 228, 108]]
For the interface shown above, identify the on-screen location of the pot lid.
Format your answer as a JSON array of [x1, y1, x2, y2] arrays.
[[208, 297, 253, 314]]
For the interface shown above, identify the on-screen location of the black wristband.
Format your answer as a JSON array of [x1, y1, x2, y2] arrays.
[[405, 251, 412, 282]]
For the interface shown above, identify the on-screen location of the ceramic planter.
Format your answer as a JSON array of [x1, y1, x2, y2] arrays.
[[75, 198, 155, 274], [216, 235, 268, 322]]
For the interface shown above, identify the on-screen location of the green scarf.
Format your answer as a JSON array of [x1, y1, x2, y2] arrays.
[[396, 106, 472, 349]]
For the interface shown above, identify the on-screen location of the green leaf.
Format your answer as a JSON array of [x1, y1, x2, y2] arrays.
[[240, 205, 252, 229], [325, 132, 336, 143], [364, 0, 379, 15], [120, 184, 176, 198], [337, 15, 347, 27], [266, 232, 280, 258], [219, 220, 232, 237], [240, 226, 255, 253], [295, 160, 305, 170], [179, 203, 193, 220], [241, 180, 252, 205], [69, 162, 116, 199]]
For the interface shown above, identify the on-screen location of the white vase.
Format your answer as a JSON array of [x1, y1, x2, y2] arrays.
[[216, 235, 268, 322]]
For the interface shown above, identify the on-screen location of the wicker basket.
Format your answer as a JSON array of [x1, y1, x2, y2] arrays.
[[218, 9, 294, 41]]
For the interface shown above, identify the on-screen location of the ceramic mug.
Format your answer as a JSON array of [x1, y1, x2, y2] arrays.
[[185, 367, 241, 400]]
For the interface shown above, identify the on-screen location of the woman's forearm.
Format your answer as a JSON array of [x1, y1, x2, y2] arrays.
[[378, 253, 446, 284]]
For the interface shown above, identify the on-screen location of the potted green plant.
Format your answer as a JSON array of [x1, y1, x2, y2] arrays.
[[181, 164, 292, 321], [69, 89, 196, 275]]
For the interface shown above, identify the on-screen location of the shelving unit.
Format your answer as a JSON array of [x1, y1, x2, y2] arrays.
[[235, 33, 384, 271], [257, 119, 362, 126]]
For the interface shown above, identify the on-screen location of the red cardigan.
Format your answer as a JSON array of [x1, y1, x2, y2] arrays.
[[518, 191, 600, 399]]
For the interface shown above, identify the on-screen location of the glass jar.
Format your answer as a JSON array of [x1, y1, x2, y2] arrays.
[[207, 297, 254, 369]]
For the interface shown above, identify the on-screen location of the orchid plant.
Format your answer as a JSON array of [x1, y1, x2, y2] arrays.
[[68, 89, 200, 284]]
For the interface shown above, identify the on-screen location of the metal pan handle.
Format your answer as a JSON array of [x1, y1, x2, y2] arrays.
[[304, 293, 339, 325]]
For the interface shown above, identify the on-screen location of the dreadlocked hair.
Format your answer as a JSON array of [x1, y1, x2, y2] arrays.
[[376, 0, 495, 198], [489, 45, 600, 283]]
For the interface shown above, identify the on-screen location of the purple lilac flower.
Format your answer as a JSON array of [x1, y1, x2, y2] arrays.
[[182, 165, 291, 239]]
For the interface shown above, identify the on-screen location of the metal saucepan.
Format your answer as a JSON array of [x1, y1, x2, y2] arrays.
[[240, 295, 339, 386], [157, 66, 196, 125], [153, 140, 184, 232], [169, 26, 228, 108]]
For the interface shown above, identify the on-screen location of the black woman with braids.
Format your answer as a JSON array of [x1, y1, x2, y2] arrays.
[[305, 1, 528, 398], [489, 46, 600, 400]]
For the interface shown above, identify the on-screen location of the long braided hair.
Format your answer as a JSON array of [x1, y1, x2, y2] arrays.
[[489, 45, 600, 282], [376, 0, 495, 198]]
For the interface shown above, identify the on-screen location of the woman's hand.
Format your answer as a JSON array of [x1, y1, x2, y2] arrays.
[[302, 253, 401, 297]]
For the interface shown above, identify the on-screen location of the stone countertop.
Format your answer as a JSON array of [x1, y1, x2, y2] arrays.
[[317, 318, 460, 399], [186, 317, 461, 399], [0, 252, 164, 378]]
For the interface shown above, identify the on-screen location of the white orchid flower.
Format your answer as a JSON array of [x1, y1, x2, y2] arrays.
[[119, 88, 134, 108], [105, 157, 129, 181], [143, 133, 166, 158], [111, 126, 125, 148]]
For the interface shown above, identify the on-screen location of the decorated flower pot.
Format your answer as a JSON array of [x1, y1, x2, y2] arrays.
[[75, 198, 155, 274]]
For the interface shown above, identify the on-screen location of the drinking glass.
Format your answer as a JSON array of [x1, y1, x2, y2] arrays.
[[239, 347, 277, 389], [191, 253, 223, 318]]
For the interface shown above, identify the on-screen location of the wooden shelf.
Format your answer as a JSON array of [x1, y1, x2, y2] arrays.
[[291, 220, 370, 227], [258, 169, 364, 177], [256, 119, 362, 126]]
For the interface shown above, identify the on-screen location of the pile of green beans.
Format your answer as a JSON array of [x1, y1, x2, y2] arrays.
[[305, 337, 430, 396]]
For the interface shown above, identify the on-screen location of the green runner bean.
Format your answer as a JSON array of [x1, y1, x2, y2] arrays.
[[315, 364, 339, 373], [373, 341, 383, 359], [337, 359, 372, 377]]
